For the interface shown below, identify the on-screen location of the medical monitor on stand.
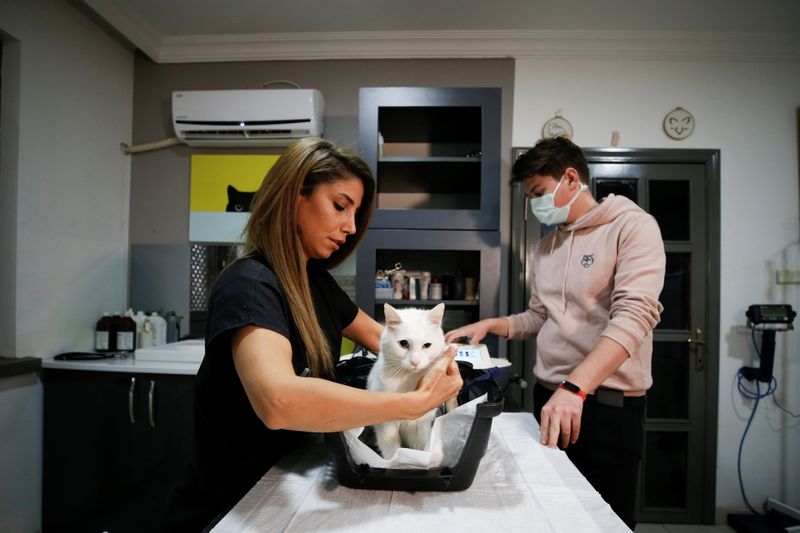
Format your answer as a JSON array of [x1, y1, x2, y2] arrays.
[[728, 304, 800, 533]]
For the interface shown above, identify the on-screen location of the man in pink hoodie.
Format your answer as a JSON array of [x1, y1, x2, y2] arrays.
[[445, 137, 665, 529]]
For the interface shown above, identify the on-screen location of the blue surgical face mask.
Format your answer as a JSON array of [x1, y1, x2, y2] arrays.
[[530, 175, 588, 225]]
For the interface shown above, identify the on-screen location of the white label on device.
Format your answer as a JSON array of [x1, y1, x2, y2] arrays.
[[454, 344, 492, 368]]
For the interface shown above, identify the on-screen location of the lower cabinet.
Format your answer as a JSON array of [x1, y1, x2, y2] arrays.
[[42, 369, 195, 533]]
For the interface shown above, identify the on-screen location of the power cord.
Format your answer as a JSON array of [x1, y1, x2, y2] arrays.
[[735, 329, 780, 514]]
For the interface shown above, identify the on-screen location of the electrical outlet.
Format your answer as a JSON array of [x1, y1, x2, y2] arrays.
[[775, 269, 800, 284]]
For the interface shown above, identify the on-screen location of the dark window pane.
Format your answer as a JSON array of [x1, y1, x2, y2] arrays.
[[595, 178, 638, 203], [658, 252, 690, 330], [643, 431, 688, 509], [649, 180, 690, 241], [647, 341, 689, 420]]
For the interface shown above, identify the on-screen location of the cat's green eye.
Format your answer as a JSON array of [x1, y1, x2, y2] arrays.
[[398, 340, 409, 348], [423, 343, 431, 349]]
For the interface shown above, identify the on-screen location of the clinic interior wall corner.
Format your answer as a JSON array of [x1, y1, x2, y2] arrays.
[[0, 37, 21, 355], [4, 0, 135, 359]]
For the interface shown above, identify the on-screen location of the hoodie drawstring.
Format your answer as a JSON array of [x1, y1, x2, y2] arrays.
[[561, 231, 575, 314]]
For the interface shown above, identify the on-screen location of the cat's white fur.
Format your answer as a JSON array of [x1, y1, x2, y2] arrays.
[[367, 303, 447, 459]]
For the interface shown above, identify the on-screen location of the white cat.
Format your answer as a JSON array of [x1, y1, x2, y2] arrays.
[[367, 303, 447, 459]]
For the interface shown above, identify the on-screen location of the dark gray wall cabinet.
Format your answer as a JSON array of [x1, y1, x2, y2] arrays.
[[357, 87, 502, 352], [359, 87, 501, 230]]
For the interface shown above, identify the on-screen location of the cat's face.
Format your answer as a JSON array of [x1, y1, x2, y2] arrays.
[[380, 303, 446, 373], [226, 184, 256, 212]]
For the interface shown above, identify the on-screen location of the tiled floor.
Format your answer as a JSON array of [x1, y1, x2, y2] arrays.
[[635, 524, 736, 532]]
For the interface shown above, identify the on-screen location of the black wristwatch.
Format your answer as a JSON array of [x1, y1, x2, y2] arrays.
[[559, 379, 587, 401]]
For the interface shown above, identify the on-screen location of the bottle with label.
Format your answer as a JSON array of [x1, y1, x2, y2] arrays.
[[116, 314, 136, 353], [95, 312, 113, 352]]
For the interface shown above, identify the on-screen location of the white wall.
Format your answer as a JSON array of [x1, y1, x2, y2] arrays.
[[0, 0, 134, 358], [0, 0, 133, 530], [513, 57, 800, 515]]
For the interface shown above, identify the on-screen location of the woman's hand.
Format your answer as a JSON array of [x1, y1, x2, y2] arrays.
[[444, 317, 507, 345], [412, 345, 462, 416], [539, 388, 584, 448]]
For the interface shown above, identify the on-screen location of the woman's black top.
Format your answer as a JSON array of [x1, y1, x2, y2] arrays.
[[162, 255, 358, 532]]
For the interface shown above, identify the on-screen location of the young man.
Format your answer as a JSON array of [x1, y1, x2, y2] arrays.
[[445, 137, 665, 529]]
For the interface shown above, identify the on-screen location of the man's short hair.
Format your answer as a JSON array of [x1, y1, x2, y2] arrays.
[[512, 137, 590, 184]]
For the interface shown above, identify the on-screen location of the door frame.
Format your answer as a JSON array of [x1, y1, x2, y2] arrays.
[[508, 147, 720, 524]]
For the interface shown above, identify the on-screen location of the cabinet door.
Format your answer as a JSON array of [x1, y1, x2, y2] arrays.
[[359, 87, 501, 230], [129, 374, 196, 532], [42, 370, 137, 532]]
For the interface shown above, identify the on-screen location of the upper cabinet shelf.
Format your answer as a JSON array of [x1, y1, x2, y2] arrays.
[[359, 87, 501, 230], [378, 156, 481, 163]]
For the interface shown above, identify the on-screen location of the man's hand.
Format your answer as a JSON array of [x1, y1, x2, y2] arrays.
[[539, 388, 584, 448], [444, 317, 507, 345]]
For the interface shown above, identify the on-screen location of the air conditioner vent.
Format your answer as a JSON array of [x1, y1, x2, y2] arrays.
[[172, 89, 323, 147]]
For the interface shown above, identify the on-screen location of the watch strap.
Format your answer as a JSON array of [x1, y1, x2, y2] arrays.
[[559, 380, 587, 401]]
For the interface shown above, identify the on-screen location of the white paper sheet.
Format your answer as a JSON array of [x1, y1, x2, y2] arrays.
[[342, 394, 487, 469]]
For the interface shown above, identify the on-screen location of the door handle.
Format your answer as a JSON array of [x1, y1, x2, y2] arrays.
[[688, 328, 705, 371], [687, 328, 705, 346], [148, 380, 156, 428], [128, 377, 136, 424]]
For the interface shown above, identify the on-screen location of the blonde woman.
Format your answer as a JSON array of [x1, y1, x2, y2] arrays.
[[162, 138, 462, 531]]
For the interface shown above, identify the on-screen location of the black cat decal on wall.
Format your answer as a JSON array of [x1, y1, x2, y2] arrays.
[[226, 185, 255, 212]]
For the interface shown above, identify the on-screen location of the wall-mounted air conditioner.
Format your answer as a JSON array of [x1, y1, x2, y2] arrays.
[[172, 89, 324, 147]]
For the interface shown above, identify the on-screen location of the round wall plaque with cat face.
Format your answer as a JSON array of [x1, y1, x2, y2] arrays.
[[542, 114, 573, 140], [663, 107, 695, 140]]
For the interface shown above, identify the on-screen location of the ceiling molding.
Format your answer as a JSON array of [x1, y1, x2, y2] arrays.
[[77, 2, 800, 66], [82, 0, 163, 59], [157, 30, 800, 64]]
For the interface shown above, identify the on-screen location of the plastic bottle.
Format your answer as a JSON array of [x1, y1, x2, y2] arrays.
[[95, 312, 113, 352], [128, 309, 146, 339], [116, 313, 137, 353], [138, 316, 154, 349], [149, 312, 167, 346], [165, 311, 178, 344]]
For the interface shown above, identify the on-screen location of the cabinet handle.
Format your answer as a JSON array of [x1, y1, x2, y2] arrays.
[[148, 380, 156, 428], [128, 377, 136, 424]]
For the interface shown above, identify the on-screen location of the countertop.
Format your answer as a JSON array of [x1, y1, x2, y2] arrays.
[[41, 354, 200, 375], [0, 356, 42, 379], [213, 412, 630, 533]]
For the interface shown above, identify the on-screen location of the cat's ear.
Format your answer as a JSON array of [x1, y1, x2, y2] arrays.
[[227, 184, 236, 193], [428, 303, 445, 326], [384, 304, 402, 327]]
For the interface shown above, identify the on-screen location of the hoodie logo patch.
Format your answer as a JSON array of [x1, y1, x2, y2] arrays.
[[581, 254, 595, 268]]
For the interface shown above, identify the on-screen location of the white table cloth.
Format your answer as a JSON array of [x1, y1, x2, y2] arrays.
[[213, 413, 631, 533]]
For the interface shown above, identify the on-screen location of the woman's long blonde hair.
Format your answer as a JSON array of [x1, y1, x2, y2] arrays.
[[243, 138, 374, 377]]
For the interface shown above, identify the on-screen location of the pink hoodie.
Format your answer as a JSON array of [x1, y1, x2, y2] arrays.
[[505, 194, 665, 393]]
